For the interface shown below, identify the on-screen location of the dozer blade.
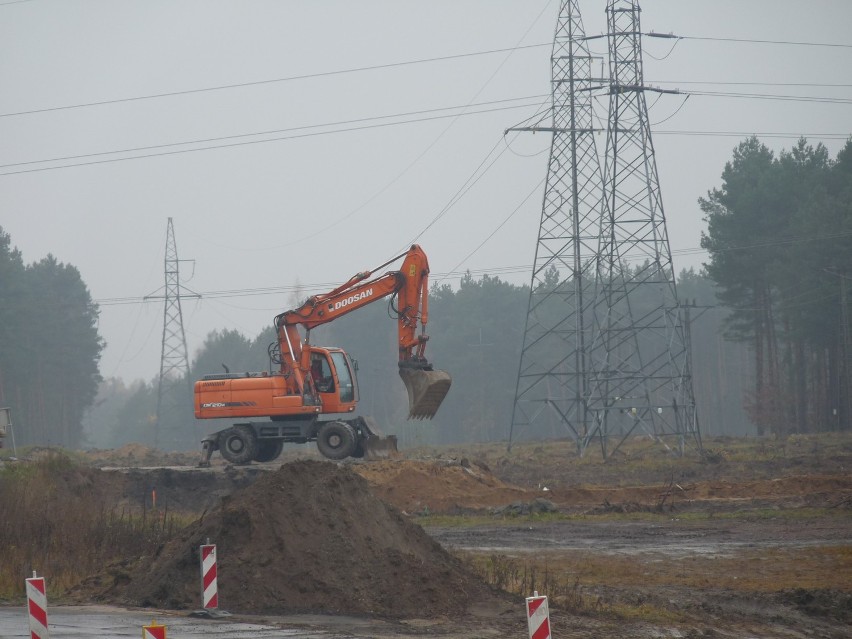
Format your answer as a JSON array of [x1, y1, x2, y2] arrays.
[[359, 416, 401, 460], [399, 368, 452, 419]]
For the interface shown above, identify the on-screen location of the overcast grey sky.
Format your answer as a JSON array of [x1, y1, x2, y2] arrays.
[[2, 0, 850, 383]]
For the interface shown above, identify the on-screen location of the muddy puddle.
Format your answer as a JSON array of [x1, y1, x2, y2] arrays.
[[425, 517, 851, 559]]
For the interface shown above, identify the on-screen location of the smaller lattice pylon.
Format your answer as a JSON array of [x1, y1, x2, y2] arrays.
[[144, 218, 200, 450]]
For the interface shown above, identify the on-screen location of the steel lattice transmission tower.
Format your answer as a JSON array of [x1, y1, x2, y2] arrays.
[[145, 218, 199, 450], [508, 0, 606, 448], [583, 0, 700, 456]]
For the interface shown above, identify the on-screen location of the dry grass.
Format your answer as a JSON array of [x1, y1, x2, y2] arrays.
[[459, 552, 600, 614], [458, 552, 691, 623], [459, 544, 852, 617], [0, 453, 186, 599], [418, 431, 852, 489]]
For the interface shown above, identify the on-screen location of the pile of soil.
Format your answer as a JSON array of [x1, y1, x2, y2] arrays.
[[84, 460, 512, 618]]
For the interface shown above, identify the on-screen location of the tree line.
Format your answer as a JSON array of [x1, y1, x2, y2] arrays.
[[82, 266, 754, 452], [701, 137, 852, 435], [0, 227, 103, 448]]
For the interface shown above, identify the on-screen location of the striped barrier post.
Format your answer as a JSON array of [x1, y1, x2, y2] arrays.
[[142, 619, 166, 639], [526, 591, 551, 639], [25, 571, 49, 639], [200, 543, 218, 610]]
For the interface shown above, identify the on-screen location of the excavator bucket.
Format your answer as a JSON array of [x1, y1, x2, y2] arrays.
[[399, 368, 452, 419], [359, 416, 401, 460]]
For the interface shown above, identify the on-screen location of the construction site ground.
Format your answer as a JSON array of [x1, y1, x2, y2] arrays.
[[1, 432, 850, 638]]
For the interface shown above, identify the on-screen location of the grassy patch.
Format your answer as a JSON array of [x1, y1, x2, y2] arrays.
[[417, 506, 843, 528], [457, 551, 694, 622], [458, 552, 600, 614], [412, 432, 852, 489], [416, 511, 570, 527], [458, 545, 852, 598], [0, 453, 186, 600]]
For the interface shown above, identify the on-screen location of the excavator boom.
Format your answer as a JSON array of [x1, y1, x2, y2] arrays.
[[276, 245, 451, 419]]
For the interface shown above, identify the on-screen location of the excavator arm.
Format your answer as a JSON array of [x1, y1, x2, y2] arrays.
[[274, 245, 451, 418]]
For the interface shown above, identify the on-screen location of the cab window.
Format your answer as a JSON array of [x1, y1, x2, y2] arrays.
[[310, 355, 334, 393], [330, 351, 355, 403]]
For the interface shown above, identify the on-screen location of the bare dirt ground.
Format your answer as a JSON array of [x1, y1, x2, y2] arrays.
[[6, 433, 851, 638], [350, 437, 852, 638]]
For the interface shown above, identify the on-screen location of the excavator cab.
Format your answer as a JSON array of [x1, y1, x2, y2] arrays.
[[309, 349, 356, 409]]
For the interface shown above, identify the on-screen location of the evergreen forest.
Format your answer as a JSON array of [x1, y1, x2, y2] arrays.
[[0, 228, 103, 448]]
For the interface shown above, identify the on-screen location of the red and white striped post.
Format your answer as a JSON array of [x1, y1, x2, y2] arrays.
[[200, 542, 218, 610], [526, 591, 551, 639], [142, 619, 166, 639], [25, 571, 49, 639]]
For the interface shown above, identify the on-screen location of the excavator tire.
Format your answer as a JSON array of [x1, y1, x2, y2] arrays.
[[219, 424, 258, 465], [316, 421, 357, 460], [253, 440, 284, 463], [399, 368, 453, 419]]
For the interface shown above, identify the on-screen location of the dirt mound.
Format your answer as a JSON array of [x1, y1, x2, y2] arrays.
[[81, 460, 511, 618]]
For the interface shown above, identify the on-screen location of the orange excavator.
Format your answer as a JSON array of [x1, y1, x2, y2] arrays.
[[195, 245, 452, 465]]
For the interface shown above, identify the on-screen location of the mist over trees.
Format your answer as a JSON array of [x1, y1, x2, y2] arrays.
[[83, 266, 753, 451], [5, 136, 849, 451], [0, 226, 103, 448], [90, 137, 847, 450], [701, 137, 852, 435]]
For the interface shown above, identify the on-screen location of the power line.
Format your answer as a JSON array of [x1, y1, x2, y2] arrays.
[[188, 0, 552, 259], [0, 99, 544, 176], [401, 136, 510, 252], [653, 80, 852, 88], [94, 265, 533, 307], [0, 43, 552, 119], [655, 130, 850, 140], [0, 95, 547, 170], [436, 177, 545, 288], [679, 35, 852, 49], [3, 31, 849, 119], [4, 90, 849, 176], [94, 229, 852, 307], [685, 90, 852, 105]]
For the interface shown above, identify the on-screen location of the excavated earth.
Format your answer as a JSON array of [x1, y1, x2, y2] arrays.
[[7, 434, 851, 638], [73, 460, 514, 619]]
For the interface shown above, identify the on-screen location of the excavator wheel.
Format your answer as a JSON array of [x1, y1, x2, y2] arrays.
[[399, 367, 453, 419], [316, 421, 357, 460], [253, 440, 284, 463], [219, 424, 258, 465]]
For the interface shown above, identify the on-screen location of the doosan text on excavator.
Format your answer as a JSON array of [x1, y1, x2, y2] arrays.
[[194, 245, 452, 465]]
